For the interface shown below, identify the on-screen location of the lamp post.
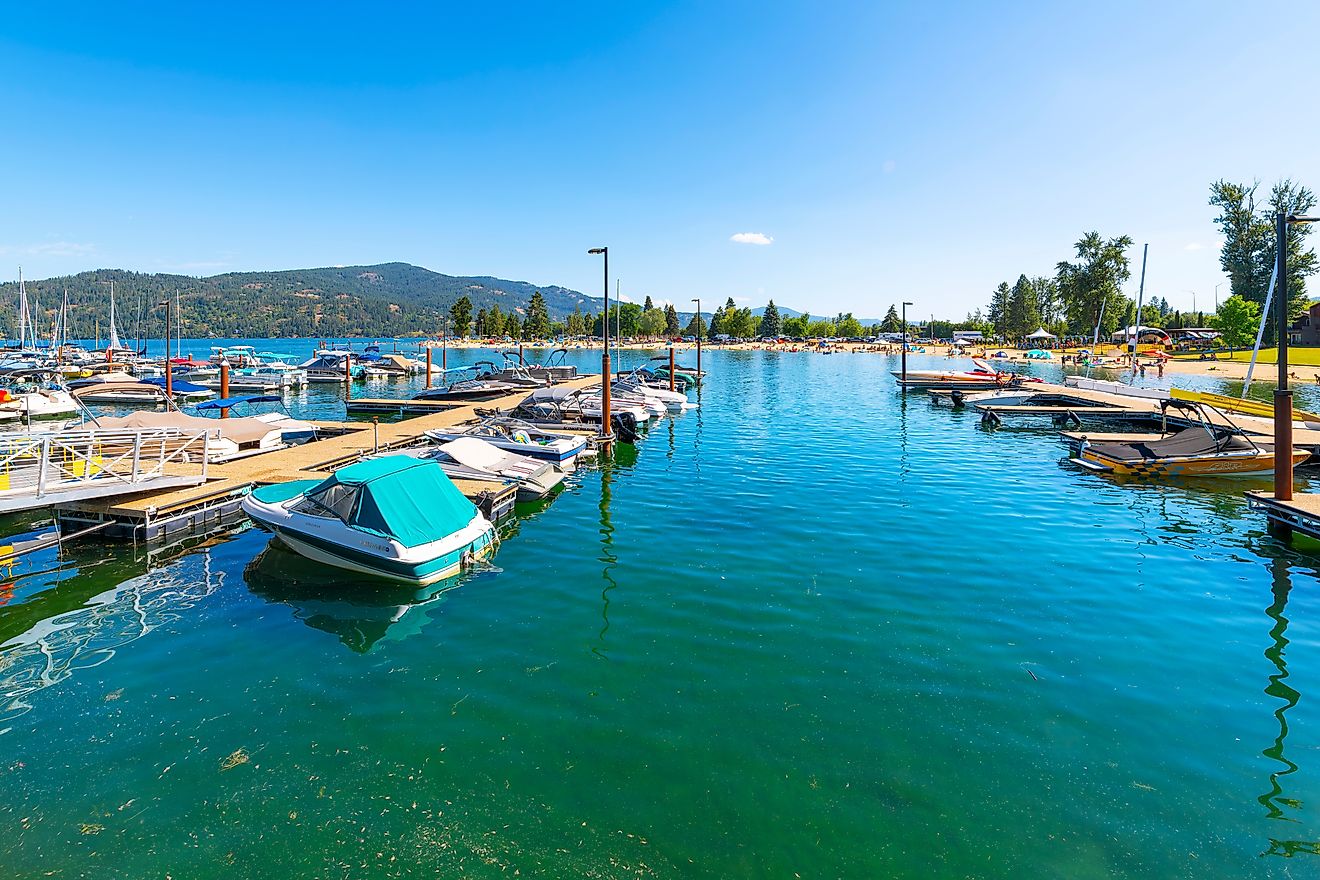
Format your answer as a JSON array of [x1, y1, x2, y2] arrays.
[[588, 247, 612, 448], [901, 301, 913, 385], [690, 298, 701, 379], [1274, 211, 1320, 501]]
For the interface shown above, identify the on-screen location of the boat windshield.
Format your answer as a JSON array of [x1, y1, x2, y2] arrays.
[[295, 483, 360, 521]]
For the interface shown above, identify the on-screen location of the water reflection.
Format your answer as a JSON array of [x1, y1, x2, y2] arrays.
[[0, 544, 222, 730], [593, 455, 617, 659], [242, 538, 457, 653]]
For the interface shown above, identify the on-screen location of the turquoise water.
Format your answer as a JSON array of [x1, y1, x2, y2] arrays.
[[2, 346, 1320, 877]]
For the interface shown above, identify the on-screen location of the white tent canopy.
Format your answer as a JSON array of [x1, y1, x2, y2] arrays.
[[1025, 327, 1057, 339]]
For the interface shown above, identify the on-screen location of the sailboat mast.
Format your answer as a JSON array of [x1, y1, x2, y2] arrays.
[[17, 266, 26, 349]]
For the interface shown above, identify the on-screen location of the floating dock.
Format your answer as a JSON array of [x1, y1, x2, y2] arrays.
[[52, 375, 604, 543], [1246, 492, 1320, 540], [343, 397, 463, 417]]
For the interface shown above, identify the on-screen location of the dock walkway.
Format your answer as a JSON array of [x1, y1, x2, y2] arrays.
[[54, 375, 603, 540]]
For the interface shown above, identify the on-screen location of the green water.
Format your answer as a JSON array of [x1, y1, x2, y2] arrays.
[[2, 348, 1320, 877]]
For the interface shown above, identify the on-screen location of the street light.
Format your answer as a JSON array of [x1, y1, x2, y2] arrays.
[[588, 247, 612, 448], [1274, 211, 1320, 501], [901, 301, 913, 385], [690, 297, 701, 379]]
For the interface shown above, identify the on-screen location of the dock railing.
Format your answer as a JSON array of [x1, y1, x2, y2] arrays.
[[0, 428, 210, 511]]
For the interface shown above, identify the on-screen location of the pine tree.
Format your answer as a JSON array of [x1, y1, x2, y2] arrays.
[[988, 283, 1011, 338], [524, 290, 551, 338], [474, 307, 489, 336], [664, 303, 680, 336], [448, 295, 473, 337], [881, 305, 901, 333], [643, 295, 654, 311], [758, 300, 782, 338]]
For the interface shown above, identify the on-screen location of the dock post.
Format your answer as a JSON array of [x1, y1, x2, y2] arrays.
[[426, 347, 433, 389], [442, 323, 448, 372], [669, 347, 675, 391], [344, 354, 352, 399], [1275, 210, 1295, 502], [219, 363, 230, 419]]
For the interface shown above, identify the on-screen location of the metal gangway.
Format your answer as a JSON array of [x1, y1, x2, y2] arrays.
[[0, 427, 210, 513]]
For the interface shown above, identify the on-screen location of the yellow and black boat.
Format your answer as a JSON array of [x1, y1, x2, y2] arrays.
[[1069, 400, 1310, 477]]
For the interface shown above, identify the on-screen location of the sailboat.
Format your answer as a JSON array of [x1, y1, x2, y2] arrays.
[[107, 281, 124, 352]]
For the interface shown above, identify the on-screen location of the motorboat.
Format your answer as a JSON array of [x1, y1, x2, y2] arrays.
[[424, 417, 588, 466], [193, 394, 318, 445], [298, 351, 353, 383], [492, 387, 641, 444], [613, 366, 696, 412], [412, 365, 528, 403], [892, 358, 1027, 391], [0, 369, 79, 421], [1068, 400, 1310, 477], [416, 435, 566, 500], [241, 456, 497, 584]]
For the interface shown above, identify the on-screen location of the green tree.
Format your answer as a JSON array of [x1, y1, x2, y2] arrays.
[[449, 295, 473, 337], [487, 304, 503, 337], [758, 300, 783, 338], [835, 313, 864, 337], [524, 290, 551, 339], [880, 305, 901, 334], [639, 306, 666, 338], [504, 312, 523, 338], [1006, 274, 1040, 339], [683, 314, 706, 337], [1055, 232, 1134, 337], [473, 307, 489, 337], [643, 295, 654, 311], [987, 282, 1011, 338], [1209, 295, 1261, 351], [1209, 179, 1317, 335], [664, 303, 680, 336], [782, 314, 808, 337], [806, 319, 836, 337]]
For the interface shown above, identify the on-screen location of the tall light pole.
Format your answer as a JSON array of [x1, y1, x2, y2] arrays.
[[1214, 282, 1224, 313], [901, 301, 913, 385], [690, 298, 701, 379], [159, 298, 172, 400], [588, 247, 612, 448], [1274, 211, 1320, 501]]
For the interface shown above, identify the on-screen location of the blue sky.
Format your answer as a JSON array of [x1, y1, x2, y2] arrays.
[[1, 1, 1316, 320]]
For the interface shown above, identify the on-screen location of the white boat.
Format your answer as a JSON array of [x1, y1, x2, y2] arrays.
[[892, 358, 1026, 390], [420, 436, 566, 500], [423, 418, 588, 466], [242, 456, 497, 585]]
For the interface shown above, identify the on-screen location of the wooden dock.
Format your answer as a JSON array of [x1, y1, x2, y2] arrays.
[[344, 397, 463, 417], [53, 375, 605, 542], [1246, 491, 1320, 540]]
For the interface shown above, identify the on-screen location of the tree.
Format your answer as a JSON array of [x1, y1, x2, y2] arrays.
[[782, 314, 808, 337], [524, 290, 551, 339], [1033, 276, 1062, 326], [683, 314, 706, 337], [474, 307, 489, 337], [1209, 179, 1317, 335], [1006, 274, 1040, 339], [487, 304, 503, 337], [639, 306, 666, 338], [1055, 232, 1134, 337], [643, 295, 654, 311], [1209, 295, 1261, 351], [504, 312, 523, 338], [880, 305, 901, 334], [664, 304, 680, 336], [835, 313, 863, 337], [806, 319, 836, 337], [448, 295, 473, 337], [987, 282, 1011, 338], [758, 300, 783, 338], [565, 306, 584, 337]]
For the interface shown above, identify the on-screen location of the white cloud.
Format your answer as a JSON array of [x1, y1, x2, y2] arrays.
[[730, 232, 773, 245], [0, 240, 97, 258], [1184, 242, 1205, 251]]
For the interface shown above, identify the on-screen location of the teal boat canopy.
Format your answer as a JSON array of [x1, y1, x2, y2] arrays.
[[303, 456, 478, 548]]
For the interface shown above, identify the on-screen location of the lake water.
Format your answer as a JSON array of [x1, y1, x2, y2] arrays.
[[2, 343, 1319, 878]]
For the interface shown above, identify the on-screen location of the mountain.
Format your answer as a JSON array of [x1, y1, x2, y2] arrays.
[[0, 263, 605, 339], [750, 304, 885, 325]]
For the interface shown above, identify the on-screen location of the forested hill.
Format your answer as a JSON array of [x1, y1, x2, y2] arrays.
[[0, 262, 603, 339]]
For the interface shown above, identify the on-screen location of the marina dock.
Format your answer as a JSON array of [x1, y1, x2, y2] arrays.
[[1246, 491, 1320, 540], [51, 375, 605, 542]]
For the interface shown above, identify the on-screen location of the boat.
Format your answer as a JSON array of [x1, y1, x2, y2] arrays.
[[423, 416, 589, 466], [892, 358, 1027, 391], [411, 365, 529, 403], [0, 369, 79, 421], [241, 456, 497, 584], [193, 394, 318, 444], [416, 435, 566, 500], [1068, 400, 1310, 477], [613, 366, 696, 412]]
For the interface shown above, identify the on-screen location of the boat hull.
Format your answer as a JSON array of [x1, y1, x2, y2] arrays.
[[1076, 448, 1310, 477]]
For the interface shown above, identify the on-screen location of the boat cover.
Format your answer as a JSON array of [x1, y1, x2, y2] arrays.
[[1085, 429, 1254, 462], [91, 410, 280, 446], [440, 437, 515, 473], [195, 394, 282, 410], [140, 377, 212, 393], [305, 456, 476, 548]]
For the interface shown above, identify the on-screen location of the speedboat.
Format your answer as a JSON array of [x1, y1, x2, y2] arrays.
[[424, 417, 588, 466], [193, 394, 318, 445], [241, 456, 496, 585], [1068, 400, 1310, 477], [892, 358, 1026, 391], [417, 436, 566, 500]]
